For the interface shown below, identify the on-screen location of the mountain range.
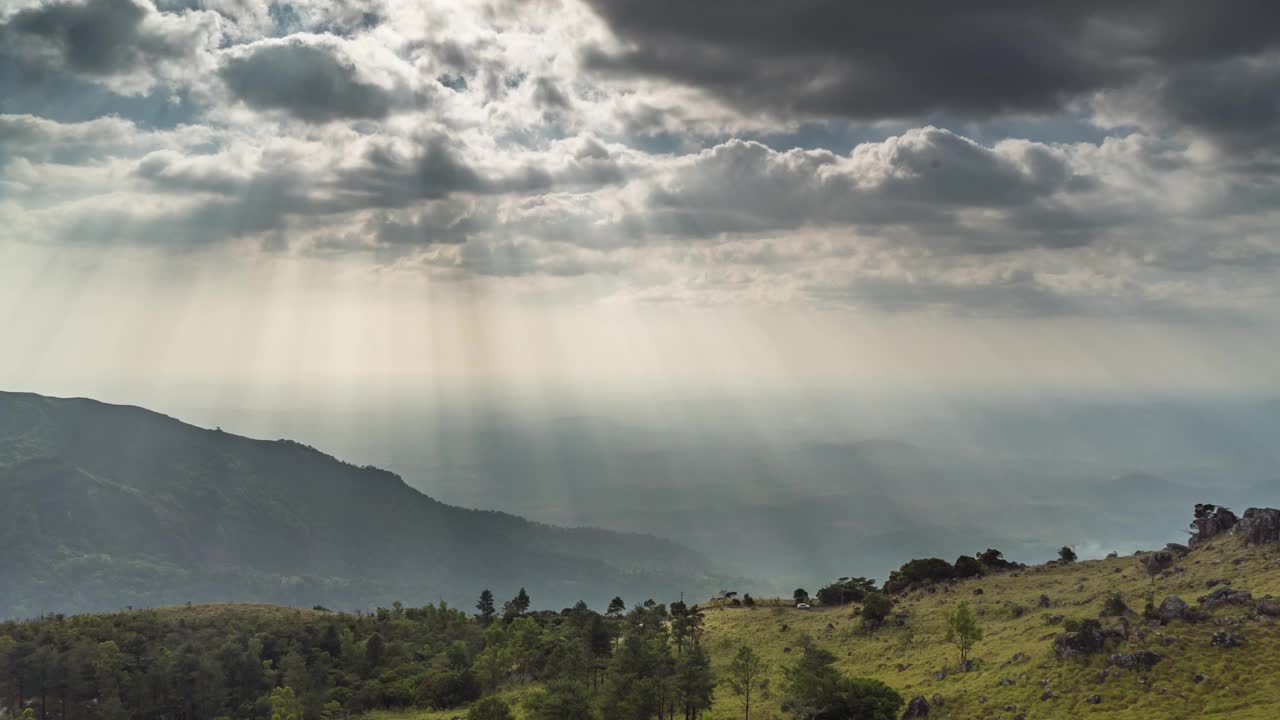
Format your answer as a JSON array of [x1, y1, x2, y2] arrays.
[[0, 391, 725, 618]]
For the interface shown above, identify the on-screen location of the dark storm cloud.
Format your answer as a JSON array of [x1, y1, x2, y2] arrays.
[[581, 0, 1280, 121], [637, 129, 1097, 251], [1, 0, 182, 76], [219, 41, 397, 122]]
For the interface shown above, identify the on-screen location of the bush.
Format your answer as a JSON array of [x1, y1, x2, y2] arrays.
[[884, 558, 955, 593], [467, 697, 514, 720], [816, 577, 877, 606], [1101, 591, 1128, 616], [953, 555, 984, 578], [860, 592, 894, 627], [977, 548, 1016, 570], [1059, 546, 1078, 563]]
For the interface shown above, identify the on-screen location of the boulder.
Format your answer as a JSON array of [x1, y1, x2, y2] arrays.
[[1257, 598, 1280, 617], [1238, 507, 1280, 546], [1107, 651, 1162, 670], [1142, 551, 1175, 577], [1189, 504, 1238, 546], [1158, 595, 1189, 623], [1165, 542, 1190, 557], [1037, 594, 1051, 608], [1053, 621, 1107, 659], [1198, 586, 1253, 610], [1085, 694, 1102, 704], [1211, 631, 1243, 648], [901, 695, 929, 719]]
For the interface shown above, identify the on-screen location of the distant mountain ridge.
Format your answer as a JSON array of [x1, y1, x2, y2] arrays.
[[0, 391, 723, 618]]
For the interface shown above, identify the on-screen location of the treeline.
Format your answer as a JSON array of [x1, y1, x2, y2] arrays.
[[0, 589, 902, 720]]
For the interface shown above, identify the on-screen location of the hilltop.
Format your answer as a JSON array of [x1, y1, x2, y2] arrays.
[[0, 390, 725, 616], [695, 527, 1280, 719]]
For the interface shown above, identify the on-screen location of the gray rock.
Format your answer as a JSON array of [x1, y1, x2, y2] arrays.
[[1037, 594, 1051, 608], [1107, 651, 1162, 670], [1142, 551, 1175, 578], [1238, 507, 1280, 546], [1198, 586, 1252, 610], [1085, 694, 1102, 704], [1165, 542, 1190, 556], [1054, 621, 1107, 659], [1040, 689, 1055, 700], [1257, 598, 1280, 617], [1159, 595, 1189, 623], [1193, 672, 1209, 683], [1211, 631, 1243, 648], [1190, 504, 1238, 546], [901, 695, 929, 719]]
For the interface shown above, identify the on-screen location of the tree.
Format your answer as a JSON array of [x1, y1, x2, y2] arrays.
[[793, 588, 809, 604], [607, 596, 627, 617], [467, 696, 514, 720], [526, 680, 594, 720], [815, 577, 876, 606], [269, 686, 303, 720], [1058, 546, 1078, 563], [674, 644, 715, 719], [953, 555, 983, 578], [944, 602, 982, 669], [977, 548, 1015, 571], [859, 592, 893, 628], [365, 632, 386, 669], [477, 590, 496, 625], [782, 641, 900, 720], [504, 588, 531, 620], [725, 645, 767, 720], [742, 594, 755, 608]]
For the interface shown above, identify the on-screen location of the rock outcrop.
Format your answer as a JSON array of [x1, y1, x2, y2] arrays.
[[902, 695, 930, 719], [1198, 586, 1253, 610], [1238, 508, 1280, 546], [1158, 595, 1189, 623], [1189, 503, 1238, 546]]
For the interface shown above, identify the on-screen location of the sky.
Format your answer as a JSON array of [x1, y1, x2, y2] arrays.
[[3, 0, 1280, 400], [4, 0, 1280, 585]]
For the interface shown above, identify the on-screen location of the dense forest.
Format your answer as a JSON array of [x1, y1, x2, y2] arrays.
[[0, 589, 902, 720]]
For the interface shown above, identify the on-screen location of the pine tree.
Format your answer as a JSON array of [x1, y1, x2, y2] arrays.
[[725, 645, 767, 720], [477, 589, 496, 625]]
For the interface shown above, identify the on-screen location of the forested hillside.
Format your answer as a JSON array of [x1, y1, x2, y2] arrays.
[[5, 507, 1280, 719], [0, 391, 723, 616]]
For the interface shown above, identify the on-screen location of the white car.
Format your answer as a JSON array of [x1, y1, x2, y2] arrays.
[[796, 603, 811, 609]]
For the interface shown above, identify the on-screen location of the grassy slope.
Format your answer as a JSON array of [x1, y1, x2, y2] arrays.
[[333, 535, 1280, 720], [698, 534, 1280, 719]]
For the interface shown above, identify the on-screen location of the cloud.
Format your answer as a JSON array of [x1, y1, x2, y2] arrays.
[[219, 38, 399, 123], [581, 1, 1280, 121], [0, 0, 219, 93]]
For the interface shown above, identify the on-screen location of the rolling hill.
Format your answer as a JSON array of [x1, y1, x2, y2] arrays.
[[0, 391, 724, 617]]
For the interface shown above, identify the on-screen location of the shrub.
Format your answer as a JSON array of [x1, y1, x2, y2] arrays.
[[860, 592, 894, 627], [1101, 591, 1128, 616], [817, 577, 877, 606], [884, 558, 955, 593], [467, 697, 514, 720], [977, 548, 1016, 570], [953, 555, 984, 578], [1059, 546, 1078, 563]]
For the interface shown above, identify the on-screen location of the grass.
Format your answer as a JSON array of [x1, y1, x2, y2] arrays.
[[289, 536, 1280, 720], [696, 533, 1280, 719]]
